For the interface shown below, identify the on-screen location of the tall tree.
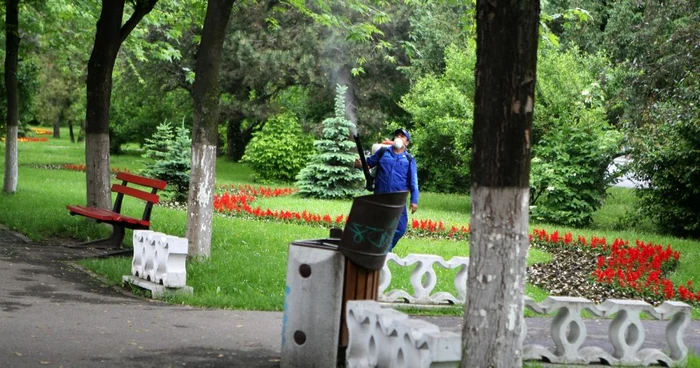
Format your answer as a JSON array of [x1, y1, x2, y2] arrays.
[[3, 0, 20, 194], [186, 0, 235, 258], [461, 1, 539, 367], [84, 0, 157, 210]]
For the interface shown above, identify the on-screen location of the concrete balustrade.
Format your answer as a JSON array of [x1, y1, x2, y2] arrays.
[[523, 296, 690, 367], [346, 300, 461, 368], [379, 253, 469, 305], [123, 230, 192, 298], [346, 298, 691, 368]]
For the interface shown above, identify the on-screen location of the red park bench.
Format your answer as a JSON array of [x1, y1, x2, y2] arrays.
[[67, 172, 167, 249]]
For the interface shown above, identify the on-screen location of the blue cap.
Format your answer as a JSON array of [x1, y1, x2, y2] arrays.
[[392, 128, 411, 142]]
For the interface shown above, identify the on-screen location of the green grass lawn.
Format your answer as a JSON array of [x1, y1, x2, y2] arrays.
[[1, 132, 700, 318]]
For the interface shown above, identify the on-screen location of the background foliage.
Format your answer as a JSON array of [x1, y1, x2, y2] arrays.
[[400, 45, 475, 194], [1, 0, 699, 237], [241, 112, 314, 183], [529, 49, 623, 227], [630, 99, 700, 238]]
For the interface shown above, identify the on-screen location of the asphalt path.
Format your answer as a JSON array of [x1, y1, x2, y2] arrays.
[[0, 228, 281, 368], [1, 226, 698, 367]]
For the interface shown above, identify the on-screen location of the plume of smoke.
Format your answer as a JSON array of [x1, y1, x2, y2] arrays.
[[322, 29, 358, 137], [345, 87, 358, 137]]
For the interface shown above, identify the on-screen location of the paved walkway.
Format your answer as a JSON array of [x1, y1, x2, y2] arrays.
[[1, 226, 698, 367]]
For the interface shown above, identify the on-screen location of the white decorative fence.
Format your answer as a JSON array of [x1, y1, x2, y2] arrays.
[[346, 297, 691, 368], [523, 296, 691, 366], [122, 230, 192, 298], [379, 253, 469, 305], [346, 300, 461, 368]]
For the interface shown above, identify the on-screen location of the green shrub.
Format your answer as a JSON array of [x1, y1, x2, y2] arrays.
[[242, 112, 314, 183], [109, 125, 128, 154], [399, 44, 475, 194], [528, 49, 624, 227], [142, 121, 192, 202], [529, 122, 621, 227], [295, 85, 364, 199], [630, 99, 700, 238]]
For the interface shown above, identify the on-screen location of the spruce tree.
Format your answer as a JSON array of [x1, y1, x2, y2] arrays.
[[295, 85, 364, 199], [142, 122, 175, 162], [142, 121, 192, 202]]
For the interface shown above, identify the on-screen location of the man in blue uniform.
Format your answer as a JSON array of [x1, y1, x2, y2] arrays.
[[356, 128, 419, 251]]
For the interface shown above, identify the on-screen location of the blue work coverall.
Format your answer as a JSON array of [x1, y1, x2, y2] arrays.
[[366, 148, 419, 250]]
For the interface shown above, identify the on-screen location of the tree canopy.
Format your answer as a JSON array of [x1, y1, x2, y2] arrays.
[[2, 0, 698, 237]]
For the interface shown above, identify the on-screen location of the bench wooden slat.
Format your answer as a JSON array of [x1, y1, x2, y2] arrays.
[[66, 205, 150, 229], [116, 172, 167, 190], [112, 184, 160, 204]]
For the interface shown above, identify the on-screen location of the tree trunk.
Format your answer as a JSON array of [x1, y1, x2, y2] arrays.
[[3, 0, 19, 194], [53, 114, 61, 138], [77, 120, 85, 142], [461, 1, 540, 367], [53, 119, 61, 138], [84, 0, 158, 209], [225, 111, 248, 161], [186, 0, 235, 258], [69, 121, 75, 143], [85, 1, 123, 209], [54, 105, 67, 138]]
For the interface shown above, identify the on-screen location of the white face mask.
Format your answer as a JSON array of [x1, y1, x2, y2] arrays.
[[393, 137, 404, 149]]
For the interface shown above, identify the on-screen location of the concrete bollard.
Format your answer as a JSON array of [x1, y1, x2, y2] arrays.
[[156, 235, 188, 287], [281, 239, 346, 368], [143, 231, 159, 282], [125, 230, 192, 298], [131, 231, 146, 277]]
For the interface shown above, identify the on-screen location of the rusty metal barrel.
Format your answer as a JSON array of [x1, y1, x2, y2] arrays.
[[338, 191, 409, 270]]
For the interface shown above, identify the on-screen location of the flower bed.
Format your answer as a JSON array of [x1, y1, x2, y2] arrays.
[[0, 137, 49, 142], [61, 164, 131, 173], [530, 228, 696, 305], [213, 184, 346, 225], [30, 127, 53, 135], [410, 219, 471, 240]]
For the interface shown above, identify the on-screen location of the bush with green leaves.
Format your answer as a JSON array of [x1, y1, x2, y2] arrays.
[[399, 44, 475, 194], [295, 85, 364, 199], [141, 121, 192, 202], [402, 43, 623, 227], [241, 112, 314, 183], [529, 49, 623, 227], [629, 87, 700, 238]]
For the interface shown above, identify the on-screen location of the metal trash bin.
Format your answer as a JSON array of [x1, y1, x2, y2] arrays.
[[281, 192, 408, 367], [281, 237, 345, 368]]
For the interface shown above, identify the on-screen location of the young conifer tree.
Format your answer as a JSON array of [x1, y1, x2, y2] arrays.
[[296, 84, 364, 199], [142, 121, 192, 202]]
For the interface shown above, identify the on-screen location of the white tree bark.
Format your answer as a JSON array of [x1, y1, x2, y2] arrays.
[[3, 125, 18, 193], [85, 132, 112, 210], [186, 143, 217, 258], [462, 186, 530, 367]]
